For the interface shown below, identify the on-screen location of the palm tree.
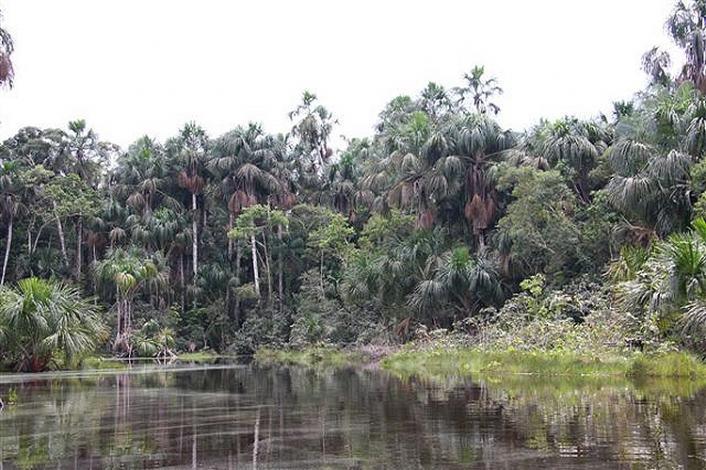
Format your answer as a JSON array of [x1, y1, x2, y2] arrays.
[[684, 96, 706, 156], [322, 144, 374, 221], [451, 114, 516, 246], [668, 0, 706, 92], [93, 248, 158, 355], [419, 82, 455, 122], [0, 277, 104, 371], [641, 0, 706, 92], [64, 120, 113, 187], [374, 111, 462, 229], [606, 139, 693, 237], [288, 91, 336, 192], [617, 218, 706, 335], [409, 246, 503, 322], [0, 10, 14, 88], [540, 118, 609, 204], [169, 123, 209, 285], [63, 120, 116, 280], [114, 136, 168, 222], [642, 47, 673, 88], [210, 124, 282, 236], [454, 66, 503, 115], [210, 125, 285, 312]]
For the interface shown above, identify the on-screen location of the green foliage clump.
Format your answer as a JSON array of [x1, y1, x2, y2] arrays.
[[0, 277, 106, 371], [255, 346, 366, 368]]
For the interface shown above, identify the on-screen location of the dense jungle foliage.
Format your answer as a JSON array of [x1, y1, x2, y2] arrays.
[[4, 1, 706, 371]]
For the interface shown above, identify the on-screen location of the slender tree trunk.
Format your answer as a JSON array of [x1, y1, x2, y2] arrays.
[[320, 250, 324, 293], [180, 253, 186, 314], [251, 233, 260, 298], [262, 232, 272, 303], [192, 193, 198, 280], [277, 225, 283, 309], [116, 288, 122, 346], [76, 217, 83, 279], [227, 212, 234, 260], [235, 242, 242, 327], [1, 215, 12, 286], [53, 202, 68, 266]]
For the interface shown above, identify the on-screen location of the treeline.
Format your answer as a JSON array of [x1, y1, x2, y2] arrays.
[[3, 1, 706, 367]]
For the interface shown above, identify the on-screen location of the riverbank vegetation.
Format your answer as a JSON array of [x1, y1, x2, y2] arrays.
[[4, 1, 706, 372], [255, 347, 368, 368]]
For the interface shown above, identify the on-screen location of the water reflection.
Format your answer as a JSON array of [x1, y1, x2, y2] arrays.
[[0, 364, 705, 469]]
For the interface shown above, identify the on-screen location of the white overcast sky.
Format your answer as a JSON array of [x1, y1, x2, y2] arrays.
[[0, 0, 679, 150]]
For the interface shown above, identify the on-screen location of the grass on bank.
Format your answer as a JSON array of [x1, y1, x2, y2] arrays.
[[77, 350, 219, 371], [176, 351, 219, 362], [79, 356, 127, 370], [255, 346, 368, 368], [381, 348, 706, 380]]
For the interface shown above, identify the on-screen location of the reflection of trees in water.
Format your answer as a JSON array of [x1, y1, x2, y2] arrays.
[[1, 367, 706, 468]]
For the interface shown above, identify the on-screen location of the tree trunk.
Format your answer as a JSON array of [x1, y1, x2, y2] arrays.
[[75, 217, 83, 279], [115, 287, 122, 346], [227, 212, 234, 260], [262, 232, 272, 303], [1, 215, 12, 286], [235, 242, 242, 327], [320, 250, 325, 293], [53, 202, 68, 266], [251, 233, 260, 298], [180, 253, 186, 314], [277, 225, 284, 309], [192, 193, 198, 280]]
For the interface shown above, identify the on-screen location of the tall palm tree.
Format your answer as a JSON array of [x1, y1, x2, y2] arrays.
[[288, 91, 336, 193], [210, 124, 281, 229], [419, 82, 455, 122], [373, 111, 462, 229], [210, 124, 284, 309], [63, 120, 116, 279], [169, 123, 209, 284], [454, 66, 503, 115], [451, 114, 516, 246], [669, 0, 706, 92], [94, 248, 158, 355], [642, 0, 706, 92], [114, 137, 167, 221]]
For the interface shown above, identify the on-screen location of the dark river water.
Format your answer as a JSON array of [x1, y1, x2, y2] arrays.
[[1, 362, 706, 469]]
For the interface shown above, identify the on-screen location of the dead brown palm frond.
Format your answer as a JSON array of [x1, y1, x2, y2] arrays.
[[177, 171, 205, 194], [416, 208, 436, 229], [464, 194, 495, 233], [228, 190, 256, 215]]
